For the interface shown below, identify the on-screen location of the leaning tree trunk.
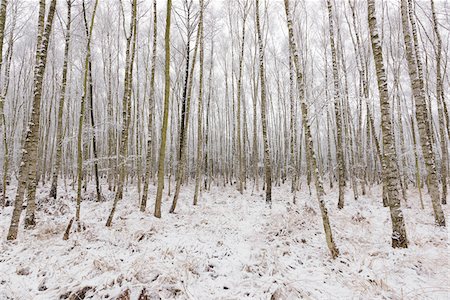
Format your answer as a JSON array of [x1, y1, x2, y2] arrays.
[[154, 0, 173, 218], [83, 1, 101, 203], [106, 0, 138, 227], [170, 11, 201, 213], [284, 0, 339, 259], [175, 1, 193, 196], [49, 0, 72, 200], [7, 0, 57, 239], [400, 0, 445, 226], [368, 0, 408, 248], [23, 0, 49, 229], [255, 0, 272, 206]]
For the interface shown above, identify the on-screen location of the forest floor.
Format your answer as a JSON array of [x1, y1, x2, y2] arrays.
[[0, 180, 449, 299]]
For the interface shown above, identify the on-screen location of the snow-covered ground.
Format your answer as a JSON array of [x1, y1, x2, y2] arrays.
[[0, 181, 449, 299]]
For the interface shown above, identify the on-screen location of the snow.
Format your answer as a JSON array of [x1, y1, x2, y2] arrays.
[[0, 181, 449, 299]]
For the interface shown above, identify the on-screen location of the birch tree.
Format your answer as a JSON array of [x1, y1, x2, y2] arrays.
[[170, 0, 200, 213], [367, 0, 408, 248], [430, 0, 448, 205], [141, 0, 157, 212], [7, 0, 57, 239], [236, 0, 249, 194], [400, 0, 445, 226], [284, 0, 339, 258], [255, 0, 272, 206], [106, 0, 138, 227], [49, 0, 73, 200], [193, 0, 205, 206], [154, 0, 173, 218], [326, 0, 346, 209], [0, 0, 8, 206], [75, 0, 99, 223]]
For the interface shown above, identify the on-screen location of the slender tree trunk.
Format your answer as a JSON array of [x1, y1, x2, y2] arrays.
[[141, 0, 157, 212], [0, 0, 12, 207], [236, 2, 249, 194], [368, 0, 408, 248], [85, 29, 101, 203], [7, 0, 57, 239], [326, 0, 345, 209], [327, 110, 334, 190], [284, 0, 339, 258], [401, 0, 445, 226], [154, 0, 173, 218], [0, 0, 8, 207], [106, 0, 138, 226], [193, 0, 205, 206], [204, 41, 214, 190], [252, 52, 259, 192], [288, 46, 297, 199], [76, 0, 99, 222], [430, 0, 448, 205], [411, 112, 424, 208], [0, 0, 7, 99], [255, 0, 272, 206], [23, 0, 50, 229], [336, 22, 359, 202], [50, 0, 72, 200], [170, 5, 201, 213]]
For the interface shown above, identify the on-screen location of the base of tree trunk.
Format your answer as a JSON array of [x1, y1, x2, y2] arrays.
[[63, 218, 74, 240], [392, 236, 408, 248], [49, 182, 57, 199], [24, 215, 36, 228]]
